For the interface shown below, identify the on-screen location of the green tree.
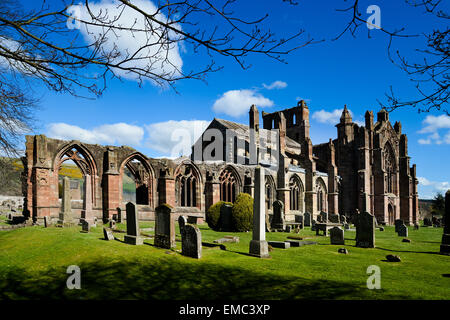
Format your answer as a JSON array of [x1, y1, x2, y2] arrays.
[[431, 192, 445, 217]]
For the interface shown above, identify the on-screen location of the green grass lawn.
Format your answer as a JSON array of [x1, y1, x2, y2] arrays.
[[0, 222, 448, 300]]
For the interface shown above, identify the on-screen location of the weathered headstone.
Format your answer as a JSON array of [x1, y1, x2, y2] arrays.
[[414, 223, 419, 230], [330, 226, 345, 245], [109, 219, 116, 230], [340, 215, 347, 224], [154, 204, 175, 249], [214, 236, 239, 244], [103, 227, 114, 241], [355, 211, 376, 248], [44, 216, 50, 228], [219, 204, 233, 232], [268, 241, 290, 249], [329, 214, 339, 224], [386, 254, 401, 262], [81, 219, 90, 233], [304, 212, 312, 227], [294, 214, 304, 230], [124, 202, 143, 245], [179, 216, 202, 259], [311, 219, 316, 231], [57, 177, 74, 227], [397, 224, 408, 237], [439, 190, 450, 255], [320, 211, 328, 223], [395, 219, 404, 233], [424, 217, 432, 226], [116, 207, 122, 223], [285, 225, 292, 233], [249, 166, 270, 258], [271, 200, 285, 230]]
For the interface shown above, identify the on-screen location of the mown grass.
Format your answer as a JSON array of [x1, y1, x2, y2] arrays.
[[0, 222, 448, 300]]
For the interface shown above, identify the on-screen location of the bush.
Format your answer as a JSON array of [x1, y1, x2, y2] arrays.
[[231, 193, 254, 232], [206, 201, 231, 231]]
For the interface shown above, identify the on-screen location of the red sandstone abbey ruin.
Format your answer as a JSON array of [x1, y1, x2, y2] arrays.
[[21, 101, 419, 225]]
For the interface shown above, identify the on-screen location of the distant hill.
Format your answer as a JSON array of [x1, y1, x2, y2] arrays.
[[419, 199, 434, 219]]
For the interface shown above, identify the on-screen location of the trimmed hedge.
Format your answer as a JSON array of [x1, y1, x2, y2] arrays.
[[231, 193, 254, 232], [206, 201, 232, 231]]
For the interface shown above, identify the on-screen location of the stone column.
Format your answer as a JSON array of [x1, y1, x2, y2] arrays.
[[57, 176, 74, 226], [249, 166, 270, 258], [124, 202, 143, 245], [205, 179, 220, 211], [81, 175, 94, 224], [440, 190, 450, 255]]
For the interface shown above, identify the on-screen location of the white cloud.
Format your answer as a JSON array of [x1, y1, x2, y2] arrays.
[[418, 138, 431, 145], [418, 176, 450, 198], [71, 0, 183, 83], [47, 123, 144, 146], [418, 115, 450, 133], [145, 120, 210, 157], [312, 109, 345, 125], [212, 89, 274, 118], [263, 81, 287, 90], [417, 114, 450, 145]]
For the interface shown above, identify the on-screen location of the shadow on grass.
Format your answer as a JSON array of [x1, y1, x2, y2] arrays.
[[375, 247, 440, 255], [0, 257, 408, 300]]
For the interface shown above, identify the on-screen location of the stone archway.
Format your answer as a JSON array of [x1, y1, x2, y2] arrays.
[[218, 165, 242, 203], [53, 143, 98, 218], [119, 153, 154, 208], [388, 203, 395, 225]]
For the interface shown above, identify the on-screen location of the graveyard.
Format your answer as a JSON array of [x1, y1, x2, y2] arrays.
[[0, 217, 448, 300]]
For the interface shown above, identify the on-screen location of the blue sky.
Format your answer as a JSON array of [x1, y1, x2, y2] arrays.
[[19, 0, 449, 199]]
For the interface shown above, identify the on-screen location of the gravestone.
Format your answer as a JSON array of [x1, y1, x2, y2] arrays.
[[303, 212, 311, 227], [249, 166, 270, 258], [103, 228, 114, 241], [397, 224, 408, 237], [311, 219, 316, 231], [355, 211, 376, 248], [268, 241, 290, 249], [414, 224, 419, 230], [340, 215, 347, 224], [187, 216, 200, 224], [439, 190, 450, 255], [112, 214, 118, 221], [124, 202, 143, 245], [219, 204, 233, 232], [44, 216, 50, 228], [424, 218, 432, 226], [271, 200, 285, 230], [116, 207, 122, 223], [330, 226, 345, 245], [395, 219, 404, 233], [57, 176, 74, 227], [285, 225, 292, 233], [320, 211, 328, 223], [179, 216, 202, 259], [81, 219, 90, 233], [109, 219, 116, 230], [338, 248, 348, 254], [154, 204, 176, 249], [344, 223, 350, 230], [214, 236, 239, 244], [329, 214, 340, 224]]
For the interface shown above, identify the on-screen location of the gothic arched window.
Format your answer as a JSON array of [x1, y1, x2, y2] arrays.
[[316, 178, 327, 212], [289, 175, 304, 212], [219, 167, 239, 203], [384, 143, 397, 195], [175, 165, 198, 207]]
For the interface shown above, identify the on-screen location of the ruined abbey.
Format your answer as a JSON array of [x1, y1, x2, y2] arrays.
[[21, 101, 419, 226]]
